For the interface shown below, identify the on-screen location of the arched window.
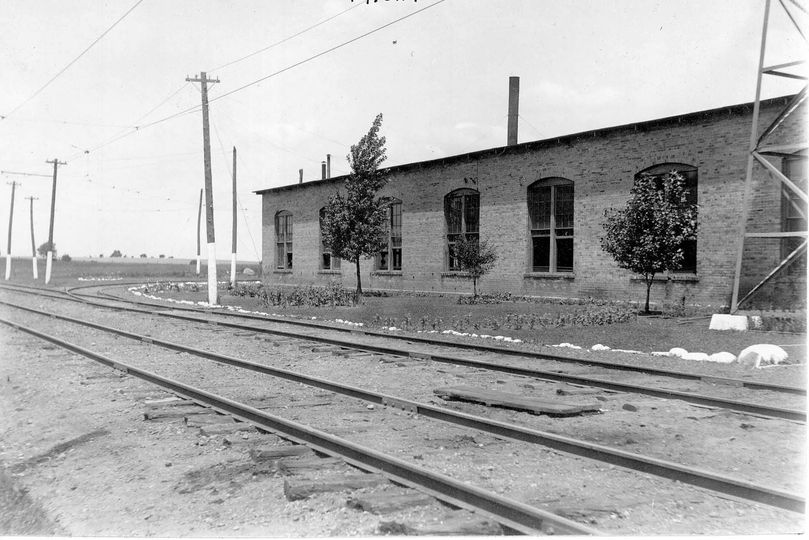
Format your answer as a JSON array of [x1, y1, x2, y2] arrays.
[[445, 188, 480, 271], [274, 210, 293, 270], [635, 164, 698, 273], [376, 198, 402, 271], [528, 178, 574, 273], [319, 208, 340, 271]]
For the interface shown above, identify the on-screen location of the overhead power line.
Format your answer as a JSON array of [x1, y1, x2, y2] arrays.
[[2, 0, 145, 121], [73, 0, 447, 158], [210, 1, 364, 72]]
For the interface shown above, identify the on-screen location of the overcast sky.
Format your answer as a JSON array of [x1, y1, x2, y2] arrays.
[[0, 0, 805, 262]]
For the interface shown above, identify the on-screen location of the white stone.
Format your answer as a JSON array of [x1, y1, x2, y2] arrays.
[[749, 316, 763, 329], [737, 344, 789, 369], [242, 267, 256, 276], [651, 351, 670, 357], [612, 349, 643, 354], [682, 352, 710, 361], [591, 344, 611, 351], [668, 347, 688, 358], [708, 352, 736, 363], [709, 314, 748, 331]]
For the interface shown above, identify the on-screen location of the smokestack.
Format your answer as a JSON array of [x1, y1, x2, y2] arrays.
[[507, 76, 519, 146], [326, 154, 331, 178], [299, 169, 303, 184], [321, 161, 326, 180]]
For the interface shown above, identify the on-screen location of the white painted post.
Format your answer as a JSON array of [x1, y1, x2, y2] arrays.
[[230, 252, 236, 288], [4, 254, 10, 280], [45, 250, 53, 283], [32, 256, 38, 279], [207, 243, 217, 305]]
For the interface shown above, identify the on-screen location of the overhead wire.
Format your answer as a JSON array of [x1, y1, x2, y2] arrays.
[[2, 0, 145, 121], [209, 1, 364, 72]]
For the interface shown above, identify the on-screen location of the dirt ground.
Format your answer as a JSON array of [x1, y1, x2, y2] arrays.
[[0, 286, 805, 536]]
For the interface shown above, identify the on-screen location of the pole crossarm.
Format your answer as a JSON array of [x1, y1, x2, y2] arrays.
[[736, 240, 808, 309]]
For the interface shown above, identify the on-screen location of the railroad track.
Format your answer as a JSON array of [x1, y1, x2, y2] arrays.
[[0, 285, 805, 535], [1, 283, 805, 422]]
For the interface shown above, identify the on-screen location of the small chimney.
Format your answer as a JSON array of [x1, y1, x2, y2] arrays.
[[299, 169, 303, 184], [321, 161, 326, 180], [507, 76, 519, 146], [326, 154, 331, 179]]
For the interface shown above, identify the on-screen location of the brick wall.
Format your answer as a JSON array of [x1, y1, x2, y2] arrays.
[[258, 97, 806, 310]]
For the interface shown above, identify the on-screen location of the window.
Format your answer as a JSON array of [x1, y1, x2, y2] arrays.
[[782, 153, 807, 273], [274, 211, 293, 270], [528, 178, 574, 272], [376, 199, 402, 271], [635, 164, 698, 273], [445, 189, 480, 271], [319, 208, 340, 271]]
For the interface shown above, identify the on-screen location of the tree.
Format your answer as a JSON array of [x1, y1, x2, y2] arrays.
[[60, 254, 72, 262], [600, 171, 698, 313], [454, 236, 498, 297], [139, 253, 147, 258], [111, 249, 122, 258], [321, 113, 388, 304], [37, 241, 56, 258]]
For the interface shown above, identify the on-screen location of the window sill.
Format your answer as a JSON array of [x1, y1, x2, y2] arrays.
[[524, 272, 575, 280], [317, 270, 342, 275], [372, 270, 403, 276], [630, 273, 699, 283], [273, 269, 293, 274], [441, 272, 472, 278]]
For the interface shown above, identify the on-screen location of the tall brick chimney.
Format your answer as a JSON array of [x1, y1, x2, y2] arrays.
[[507, 76, 519, 146]]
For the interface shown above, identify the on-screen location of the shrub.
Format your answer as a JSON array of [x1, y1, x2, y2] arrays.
[[250, 282, 355, 308], [60, 254, 72, 262]]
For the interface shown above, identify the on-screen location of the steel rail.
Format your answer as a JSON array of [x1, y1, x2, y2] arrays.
[[7, 292, 803, 423], [2, 282, 804, 396], [85, 284, 806, 396], [0, 304, 804, 513], [0, 315, 599, 536]]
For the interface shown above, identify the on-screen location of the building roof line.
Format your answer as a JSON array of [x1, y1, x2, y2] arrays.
[[254, 94, 797, 196]]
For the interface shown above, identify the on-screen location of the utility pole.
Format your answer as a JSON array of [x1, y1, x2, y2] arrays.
[[26, 196, 38, 279], [231, 146, 237, 288], [44, 159, 66, 284], [196, 188, 203, 276], [5, 181, 19, 280], [186, 72, 220, 305]]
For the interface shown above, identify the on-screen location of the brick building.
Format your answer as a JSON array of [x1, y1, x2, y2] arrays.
[[255, 95, 806, 310]]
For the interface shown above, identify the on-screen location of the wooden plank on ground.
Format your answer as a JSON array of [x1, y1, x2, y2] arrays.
[[185, 414, 232, 427], [143, 406, 208, 420], [250, 445, 314, 461], [199, 422, 254, 436], [378, 510, 503, 535], [347, 491, 433, 514], [284, 474, 388, 501], [434, 385, 600, 415], [277, 457, 347, 475]]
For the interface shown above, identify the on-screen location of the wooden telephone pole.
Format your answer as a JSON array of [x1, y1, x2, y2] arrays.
[[231, 146, 237, 288], [186, 72, 220, 304], [44, 159, 66, 284], [5, 181, 19, 280], [26, 196, 38, 279]]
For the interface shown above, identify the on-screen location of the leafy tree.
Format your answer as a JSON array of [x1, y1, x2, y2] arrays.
[[454, 236, 498, 298], [111, 249, 122, 258], [60, 254, 72, 262], [37, 241, 56, 258], [139, 253, 147, 258], [321, 113, 388, 304], [600, 171, 698, 313], [159, 254, 165, 259]]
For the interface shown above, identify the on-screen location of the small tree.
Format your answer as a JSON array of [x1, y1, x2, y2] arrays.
[[37, 241, 56, 258], [111, 249, 122, 258], [321, 113, 388, 304], [600, 171, 698, 313], [454, 236, 498, 297]]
